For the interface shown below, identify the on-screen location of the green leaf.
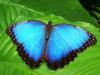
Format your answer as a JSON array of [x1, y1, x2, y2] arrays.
[[8, 0, 97, 25], [0, 2, 100, 75]]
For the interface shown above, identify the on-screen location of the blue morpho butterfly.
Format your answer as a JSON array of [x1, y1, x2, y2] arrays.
[[6, 20, 97, 70]]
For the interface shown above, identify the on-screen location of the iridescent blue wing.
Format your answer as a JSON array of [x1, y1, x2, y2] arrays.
[[6, 21, 46, 68], [45, 24, 96, 70]]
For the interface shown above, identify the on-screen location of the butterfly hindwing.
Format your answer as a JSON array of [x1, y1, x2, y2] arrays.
[[45, 24, 96, 70], [7, 21, 46, 68]]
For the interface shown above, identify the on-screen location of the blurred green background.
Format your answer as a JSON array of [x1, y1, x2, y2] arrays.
[[0, 0, 100, 75]]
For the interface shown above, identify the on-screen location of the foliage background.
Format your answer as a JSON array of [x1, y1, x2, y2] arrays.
[[0, 0, 100, 75]]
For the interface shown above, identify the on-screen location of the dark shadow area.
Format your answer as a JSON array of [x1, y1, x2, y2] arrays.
[[79, 0, 100, 25]]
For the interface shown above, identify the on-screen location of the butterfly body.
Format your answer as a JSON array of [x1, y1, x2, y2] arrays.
[[6, 20, 97, 70], [45, 22, 53, 40]]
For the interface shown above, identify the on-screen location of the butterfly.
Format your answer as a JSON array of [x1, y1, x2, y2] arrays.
[[6, 20, 97, 70]]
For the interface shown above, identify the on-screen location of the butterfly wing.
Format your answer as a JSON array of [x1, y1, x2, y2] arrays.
[[7, 21, 46, 68], [45, 24, 96, 70]]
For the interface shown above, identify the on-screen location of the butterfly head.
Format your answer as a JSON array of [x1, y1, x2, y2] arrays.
[[45, 21, 53, 31]]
